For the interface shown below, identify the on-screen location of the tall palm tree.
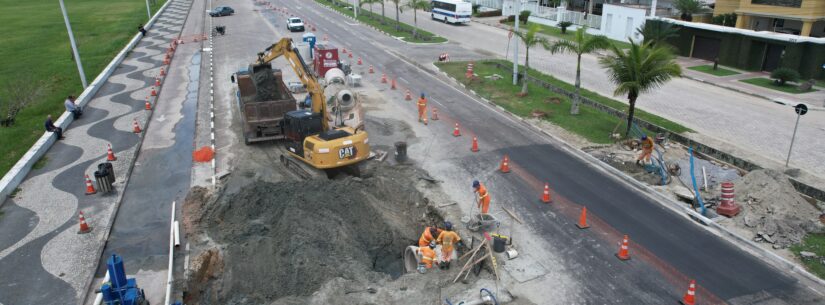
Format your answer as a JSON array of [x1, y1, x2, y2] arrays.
[[600, 41, 682, 136], [359, 0, 381, 19], [512, 25, 548, 96], [548, 27, 611, 115], [636, 21, 679, 46], [389, 0, 402, 30], [402, 0, 430, 38]]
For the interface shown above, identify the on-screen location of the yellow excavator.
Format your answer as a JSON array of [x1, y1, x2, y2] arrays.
[[256, 37, 370, 178]]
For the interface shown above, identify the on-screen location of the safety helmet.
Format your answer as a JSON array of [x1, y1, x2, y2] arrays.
[[445, 221, 453, 231], [641, 134, 648, 140], [429, 241, 436, 249], [472, 180, 480, 188], [420, 93, 425, 98]]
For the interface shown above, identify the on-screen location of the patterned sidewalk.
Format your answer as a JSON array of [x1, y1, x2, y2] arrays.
[[0, 0, 192, 304]]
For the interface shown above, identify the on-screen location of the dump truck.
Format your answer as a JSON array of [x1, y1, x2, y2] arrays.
[[233, 64, 297, 145]]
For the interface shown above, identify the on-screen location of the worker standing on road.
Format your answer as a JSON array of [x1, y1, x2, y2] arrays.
[[418, 226, 443, 247], [637, 134, 655, 165], [417, 93, 428, 125], [437, 222, 461, 269], [473, 180, 491, 215], [417, 241, 437, 273]]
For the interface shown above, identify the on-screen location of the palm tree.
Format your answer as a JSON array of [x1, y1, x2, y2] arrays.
[[512, 25, 548, 96], [673, 0, 702, 21], [359, 0, 381, 19], [636, 21, 679, 46], [389, 0, 402, 30], [599, 41, 682, 136], [548, 27, 611, 115], [402, 0, 430, 38]]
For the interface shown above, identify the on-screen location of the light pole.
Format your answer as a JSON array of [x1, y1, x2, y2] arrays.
[[145, 0, 152, 18], [59, 0, 88, 89], [785, 103, 807, 167], [512, 0, 520, 86]]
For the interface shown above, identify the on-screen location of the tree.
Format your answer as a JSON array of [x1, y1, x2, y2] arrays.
[[390, 0, 402, 30], [636, 21, 679, 46], [0, 76, 47, 127], [770, 68, 800, 86], [359, 0, 381, 18], [674, 0, 703, 21], [403, 0, 430, 38], [599, 41, 682, 136], [558, 21, 573, 34], [513, 25, 549, 96], [549, 27, 611, 114]]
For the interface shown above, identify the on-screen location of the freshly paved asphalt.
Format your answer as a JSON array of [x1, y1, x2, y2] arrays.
[[268, 0, 824, 303]]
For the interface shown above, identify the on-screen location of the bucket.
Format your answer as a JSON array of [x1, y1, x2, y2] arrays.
[[492, 235, 507, 253], [394, 141, 407, 162]]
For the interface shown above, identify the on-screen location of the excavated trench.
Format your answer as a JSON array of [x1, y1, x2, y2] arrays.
[[183, 164, 444, 304]]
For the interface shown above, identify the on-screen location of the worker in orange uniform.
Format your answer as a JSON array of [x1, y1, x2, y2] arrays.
[[417, 241, 437, 273], [417, 93, 428, 125], [636, 134, 655, 165], [436, 222, 462, 269], [418, 226, 443, 247], [473, 180, 491, 215]]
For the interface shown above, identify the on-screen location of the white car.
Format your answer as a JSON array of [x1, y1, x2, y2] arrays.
[[286, 17, 305, 32]]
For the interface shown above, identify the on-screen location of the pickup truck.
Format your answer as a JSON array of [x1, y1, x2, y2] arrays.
[[233, 64, 297, 145], [286, 17, 305, 32]]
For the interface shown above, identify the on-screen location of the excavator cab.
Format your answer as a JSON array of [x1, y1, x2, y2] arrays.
[[283, 110, 323, 156]]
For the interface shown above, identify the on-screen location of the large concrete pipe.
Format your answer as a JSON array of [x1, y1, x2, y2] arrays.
[[404, 245, 421, 273]]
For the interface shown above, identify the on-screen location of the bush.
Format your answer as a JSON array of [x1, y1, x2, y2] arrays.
[[770, 68, 801, 86], [500, 15, 515, 23], [558, 21, 573, 34], [519, 10, 531, 24], [711, 13, 737, 27], [472, 4, 480, 14], [476, 9, 502, 17]]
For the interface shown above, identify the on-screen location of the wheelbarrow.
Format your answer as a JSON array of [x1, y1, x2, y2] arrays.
[[462, 213, 500, 232]]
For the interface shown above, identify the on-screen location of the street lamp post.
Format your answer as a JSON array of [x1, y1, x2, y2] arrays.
[[145, 0, 152, 18], [512, 0, 520, 86], [59, 0, 88, 89], [785, 103, 807, 167]]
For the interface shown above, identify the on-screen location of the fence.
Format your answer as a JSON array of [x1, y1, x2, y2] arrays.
[[520, 5, 602, 29]]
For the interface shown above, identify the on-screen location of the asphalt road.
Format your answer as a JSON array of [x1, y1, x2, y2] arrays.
[[265, 0, 824, 303]]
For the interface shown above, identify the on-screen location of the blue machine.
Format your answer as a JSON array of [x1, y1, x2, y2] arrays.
[[302, 33, 317, 59], [101, 254, 149, 305]]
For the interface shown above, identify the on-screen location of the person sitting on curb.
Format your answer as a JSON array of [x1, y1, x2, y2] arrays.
[[138, 24, 147, 36], [44, 115, 64, 140], [64, 95, 82, 119]]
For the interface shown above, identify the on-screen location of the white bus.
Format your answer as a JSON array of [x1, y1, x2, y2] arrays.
[[430, 0, 472, 24]]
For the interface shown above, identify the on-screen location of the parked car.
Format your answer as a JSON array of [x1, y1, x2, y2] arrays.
[[286, 17, 305, 32], [209, 6, 234, 17]]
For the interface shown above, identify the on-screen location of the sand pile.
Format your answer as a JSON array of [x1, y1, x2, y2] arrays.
[[183, 165, 445, 304], [730, 169, 824, 248]]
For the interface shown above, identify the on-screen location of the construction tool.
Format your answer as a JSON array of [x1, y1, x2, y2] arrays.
[[100, 254, 150, 305]]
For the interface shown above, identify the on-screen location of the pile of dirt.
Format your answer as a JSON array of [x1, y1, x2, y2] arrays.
[[729, 169, 824, 248], [183, 165, 445, 304]]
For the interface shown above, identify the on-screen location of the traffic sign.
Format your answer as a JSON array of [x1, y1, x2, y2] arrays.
[[795, 103, 808, 116]]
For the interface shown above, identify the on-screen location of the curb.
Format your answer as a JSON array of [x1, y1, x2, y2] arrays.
[[683, 74, 825, 111], [433, 63, 825, 289], [0, 1, 172, 206], [313, 1, 447, 45], [78, 1, 184, 304]]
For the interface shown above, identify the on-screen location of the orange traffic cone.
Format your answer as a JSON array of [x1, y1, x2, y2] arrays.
[[369, 65, 374, 73], [132, 118, 142, 133], [500, 155, 510, 173], [150, 86, 157, 97], [681, 280, 696, 305], [404, 90, 411, 101], [155, 78, 161, 87], [145, 99, 152, 111], [453, 123, 461, 137], [616, 235, 631, 260], [163, 56, 170, 65], [431, 108, 439, 121], [342, 48, 347, 53], [348, 52, 353, 59], [78, 211, 91, 234], [381, 73, 387, 83], [160, 67, 166, 76], [357, 57, 362, 65], [541, 183, 552, 203], [576, 207, 590, 229], [106, 144, 117, 161], [84, 175, 96, 195], [390, 78, 397, 90], [471, 137, 479, 152]]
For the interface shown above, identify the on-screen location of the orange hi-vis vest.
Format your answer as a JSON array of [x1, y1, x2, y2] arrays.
[[419, 226, 441, 247], [419, 246, 436, 268]]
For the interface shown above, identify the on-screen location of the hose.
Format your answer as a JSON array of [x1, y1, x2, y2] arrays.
[[480, 288, 499, 305]]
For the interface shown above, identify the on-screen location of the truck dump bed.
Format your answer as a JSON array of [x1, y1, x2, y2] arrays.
[[236, 64, 297, 144]]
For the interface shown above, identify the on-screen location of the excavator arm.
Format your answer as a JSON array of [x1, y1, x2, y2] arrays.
[[257, 38, 329, 130]]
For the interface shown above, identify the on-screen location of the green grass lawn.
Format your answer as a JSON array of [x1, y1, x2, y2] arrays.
[[0, 0, 164, 177], [436, 60, 689, 143], [816, 79, 825, 88], [316, 0, 446, 43], [791, 234, 825, 280], [740, 77, 818, 94], [503, 21, 631, 50], [688, 65, 740, 77]]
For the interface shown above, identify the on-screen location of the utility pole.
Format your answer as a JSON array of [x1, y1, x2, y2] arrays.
[[354, 0, 359, 19], [145, 0, 151, 18], [512, 0, 520, 86], [59, 0, 88, 89]]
